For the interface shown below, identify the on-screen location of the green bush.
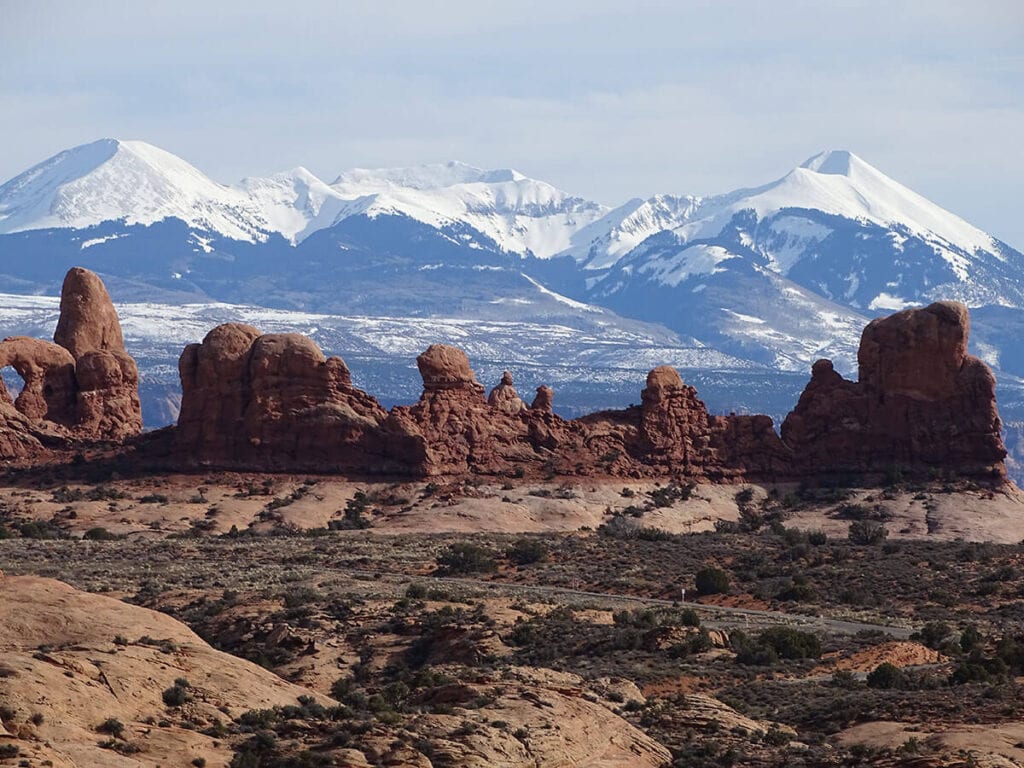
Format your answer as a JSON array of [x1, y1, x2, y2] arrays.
[[162, 679, 191, 707], [848, 520, 887, 545], [97, 717, 125, 737], [756, 626, 822, 660], [914, 621, 952, 650], [435, 542, 498, 575], [405, 582, 428, 599], [695, 567, 730, 596], [83, 527, 119, 541], [866, 662, 905, 689], [507, 538, 549, 565]]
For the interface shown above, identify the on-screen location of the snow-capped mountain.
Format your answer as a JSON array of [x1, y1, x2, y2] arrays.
[[0, 140, 608, 257], [569, 150, 1024, 310], [2, 139, 1024, 381], [0, 139, 272, 242]]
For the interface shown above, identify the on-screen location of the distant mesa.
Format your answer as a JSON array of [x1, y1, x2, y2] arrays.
[[0, 268, 1008, 485]]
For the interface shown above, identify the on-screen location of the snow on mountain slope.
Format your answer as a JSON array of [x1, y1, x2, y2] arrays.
[[0, 145, 609, 255], [586, 233, 870, 374], [237, 167, 348, 242], [329, 161, 609, 257], [566, 150, 1002, 271], [672, 150, 998, 272], [564, 194, 703, 269], [0, 139, 271, 242], [567, 150, 1024, 312]]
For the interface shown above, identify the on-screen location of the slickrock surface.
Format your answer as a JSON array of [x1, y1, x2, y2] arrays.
[[0, 576, 331, 768]]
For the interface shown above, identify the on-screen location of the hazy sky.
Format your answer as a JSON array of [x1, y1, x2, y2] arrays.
[[2, 0, 1022, 246]]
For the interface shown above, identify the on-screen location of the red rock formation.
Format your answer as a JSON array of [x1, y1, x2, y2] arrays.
[[531, 385, 554, 413], [383, 345, 539, 476], [782, 302, 1006, 479], [4, 277, 1000, 486], [0, 267, 142, 460], [488, 371, 526, 414], [52, 266, 142, 441], [54, 268, 126, 359], [638, 366, 713, 469], [0, 337, 77, 425], [74, 348, 142, 441], [176, 324, 389, 471], [379, 353, 790, 480]]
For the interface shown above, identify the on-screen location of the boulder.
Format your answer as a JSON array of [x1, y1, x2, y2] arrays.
[[417, 344, 483, 394]]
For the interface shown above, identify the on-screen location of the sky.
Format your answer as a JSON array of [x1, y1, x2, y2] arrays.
[[1, 0, 1022, 247]]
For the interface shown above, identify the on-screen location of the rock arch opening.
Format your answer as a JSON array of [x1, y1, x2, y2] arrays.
[[0, 366, 25, 409]]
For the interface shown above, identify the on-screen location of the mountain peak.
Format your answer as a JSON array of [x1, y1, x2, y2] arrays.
[[799, 149, 865, 176], [0, 137, 269, 240]]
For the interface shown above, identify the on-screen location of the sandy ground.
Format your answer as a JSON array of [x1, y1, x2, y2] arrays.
[[1, 474, 1022, 542]]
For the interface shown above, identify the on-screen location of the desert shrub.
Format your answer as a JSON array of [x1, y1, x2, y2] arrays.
[[913, 621, 952, 650], [835, 502, 891, 521], [162, 678, 191, 707], [848, 520, 887, 545], [866, 662, 905, 689], [507, 538, 549, 565], [949, 655, 1008, 685], [97, 717, 125, 737], [775, 575, 816, 602], [598, 516, 646, 538], [668, 629, 714, 658], [83, 526, 119, 541], [757, 627, 822, 660], [329, 492, 372, 530], [734, 643, 779, 666], [283, 587, 322, 609], [649, 482, 694, 508], [17, 519, 68, 539], [0, 744, 18, 758], [435, 542, 498, 575], [807, 529, 828, 545], [831, 669, 859, 689], [405, 583, 428, 599], [695, 567, 730, 596]]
